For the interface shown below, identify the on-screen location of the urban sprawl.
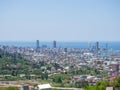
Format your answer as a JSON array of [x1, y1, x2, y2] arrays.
[[0, 41, 120, 90]]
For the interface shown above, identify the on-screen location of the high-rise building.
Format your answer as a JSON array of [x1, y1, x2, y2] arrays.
[[36, 40, 39, 48], [53, 40, 56, 48], [96, 41, 99, 51]]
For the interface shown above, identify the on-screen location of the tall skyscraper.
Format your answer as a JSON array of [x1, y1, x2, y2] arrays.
[[96, 41, 99, 51], [53, 40, 56, 48], [36, 40, 39, 48]]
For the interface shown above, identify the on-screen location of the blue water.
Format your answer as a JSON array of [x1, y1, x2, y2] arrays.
[[0, 41, 120, 50]]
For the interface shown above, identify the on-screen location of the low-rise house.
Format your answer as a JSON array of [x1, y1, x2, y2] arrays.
[[85, 76, 95, 83], [73, 76, 81, 81], [19, 74, 26, 77], [37, 84, 51, 90]]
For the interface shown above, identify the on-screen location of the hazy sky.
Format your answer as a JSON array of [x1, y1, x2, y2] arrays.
[[0, 0, 120, 42]]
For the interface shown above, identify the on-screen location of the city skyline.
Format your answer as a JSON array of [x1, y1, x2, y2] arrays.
[[0, 0, 120, 42]]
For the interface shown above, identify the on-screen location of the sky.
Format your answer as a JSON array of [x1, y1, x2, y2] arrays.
[[0, 0, 120, 42]]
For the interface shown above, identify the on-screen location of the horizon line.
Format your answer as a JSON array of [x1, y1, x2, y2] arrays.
[[0, 40, 120, 42]]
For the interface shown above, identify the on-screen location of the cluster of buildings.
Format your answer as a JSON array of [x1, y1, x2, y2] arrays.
[[0, 40, 120, 85]]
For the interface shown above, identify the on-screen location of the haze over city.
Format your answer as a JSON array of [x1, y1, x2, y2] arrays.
[[0, 0, 120, 42]]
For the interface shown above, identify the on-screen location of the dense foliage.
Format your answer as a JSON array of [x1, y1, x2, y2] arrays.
[[84, 76, 120, 90], [0, 87, 19, 90]]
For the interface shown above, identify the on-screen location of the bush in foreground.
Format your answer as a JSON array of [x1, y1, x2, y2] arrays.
[[0, 87, 19, 90]]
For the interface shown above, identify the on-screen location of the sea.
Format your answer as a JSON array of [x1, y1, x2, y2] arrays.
[[0, 41, 120, 50]]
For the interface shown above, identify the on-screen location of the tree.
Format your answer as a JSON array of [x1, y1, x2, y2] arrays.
[[6, 86, 19, 90], [111, 76, 120, 87], [41, 73, 48, 80], [84, 80, 109, 90], [53, 74, 62, 83]]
